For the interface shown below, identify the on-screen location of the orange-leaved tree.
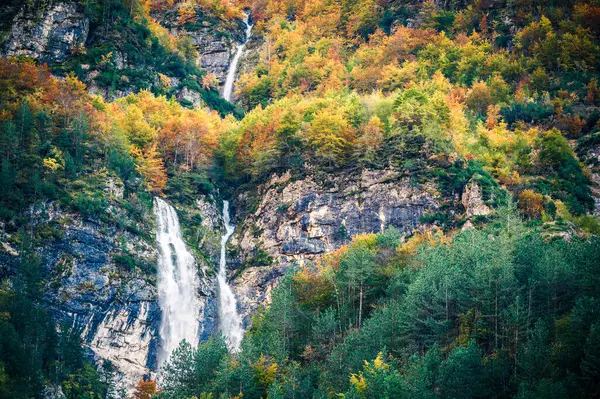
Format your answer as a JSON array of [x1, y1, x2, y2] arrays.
[[132, 378, 159, 399]]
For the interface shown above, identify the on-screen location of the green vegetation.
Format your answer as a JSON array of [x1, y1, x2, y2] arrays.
[[0, 240, 118, 398], [2, 0, 600, 397], [160, 208, 600, 398], [72, 0, 242, 117]]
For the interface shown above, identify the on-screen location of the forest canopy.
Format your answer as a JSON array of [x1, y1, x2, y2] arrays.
[[1, 0, 600, 397]]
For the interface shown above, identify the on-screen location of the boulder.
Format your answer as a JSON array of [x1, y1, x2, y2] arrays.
[[462, 180, 491, 218]]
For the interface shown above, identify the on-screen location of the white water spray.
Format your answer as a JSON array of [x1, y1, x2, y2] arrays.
[[153, 197, 200, 367], [218, 201, 244, 351], [222, 14, 252, 102]]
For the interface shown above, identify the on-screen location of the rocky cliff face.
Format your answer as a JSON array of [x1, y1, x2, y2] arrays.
[[228, 169, 441, 322], [0, 164, 488, 389], [1, 1, 89, 63], [0, 199, 160, 390], [192, 21, 244, 86], [0, 190, 227, 391], [189, 195, 224, 341], [0, 0, 248, 106], [152, 8, 247, 88]]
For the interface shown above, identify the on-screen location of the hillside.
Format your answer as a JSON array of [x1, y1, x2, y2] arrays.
[[0, 0, 600, 398]]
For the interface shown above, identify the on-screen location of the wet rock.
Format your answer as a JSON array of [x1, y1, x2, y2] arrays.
[[194, 194, 222, 340], [197, 278, 219, 341], [196, 196, 223, 231], [1, 200, 161, 392]]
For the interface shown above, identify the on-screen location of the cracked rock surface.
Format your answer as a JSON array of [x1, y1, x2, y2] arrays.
[[2, 1, 89, 63], [229, 169, 440, 322]]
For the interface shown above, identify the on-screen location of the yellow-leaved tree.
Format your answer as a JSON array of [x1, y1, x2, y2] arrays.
[[305, 108, 354, 167], [131, 143, 167, 194]]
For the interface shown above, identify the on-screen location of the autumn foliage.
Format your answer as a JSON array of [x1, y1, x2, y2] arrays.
[[132, 378, 160, 399], [518, 189, 544, 219]]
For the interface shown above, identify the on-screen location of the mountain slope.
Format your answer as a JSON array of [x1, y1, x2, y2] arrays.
[[1, 0, 600, 398]]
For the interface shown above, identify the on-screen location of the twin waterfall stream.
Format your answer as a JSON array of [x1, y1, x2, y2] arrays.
[[154, 198, 244, 371], [153, 14, 250, 371]]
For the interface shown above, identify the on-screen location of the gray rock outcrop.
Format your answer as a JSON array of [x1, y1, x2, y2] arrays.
[[462, 179, 492, 218], [2, 1, 89, 63], [152, 8, 247, 88], [229, 169, 440, 322], [28, 201, 158, 389], [177, 86, 204, 107]]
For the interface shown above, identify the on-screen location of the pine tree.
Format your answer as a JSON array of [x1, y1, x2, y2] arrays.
[[338, 247, 377, 329], [0, 158, 14, 194], [581, 323, 600, 397], [0, 121, 18, 161]]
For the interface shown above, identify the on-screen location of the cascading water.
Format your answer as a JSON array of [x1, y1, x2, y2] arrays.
[[153, 197, 200, 367], [217, 200, 244, 351], [222, 13, 252, 102]]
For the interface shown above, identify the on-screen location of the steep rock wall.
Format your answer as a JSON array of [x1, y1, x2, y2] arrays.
[[229, 169, 440, 322], [0, 167, 479, 388], [0, 200, 160, 389], [152, 8, 247, 88], [0, 192, 225, 391], [1, 1, 89, 63]]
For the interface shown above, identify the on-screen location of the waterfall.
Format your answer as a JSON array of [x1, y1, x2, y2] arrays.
[[217, 200, 244, 351], [153, 197, 200, 367], [222, 14, 252, 102]]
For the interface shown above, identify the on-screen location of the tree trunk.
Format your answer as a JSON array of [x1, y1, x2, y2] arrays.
[[358, 281, 363, 328]]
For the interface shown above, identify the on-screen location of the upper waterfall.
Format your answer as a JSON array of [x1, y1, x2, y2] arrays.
[[217, 200, 244, 351], [222, 13, 252, 102], [153, 197, 201, 367]]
